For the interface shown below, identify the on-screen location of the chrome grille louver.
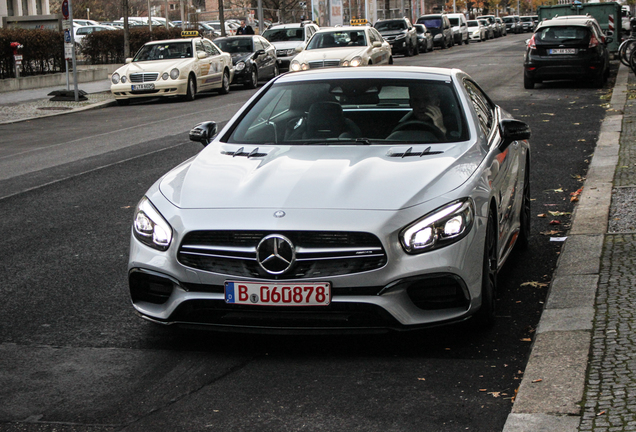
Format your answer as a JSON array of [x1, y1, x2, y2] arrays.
[[129, 73, 159, 83], [177, 231, 387, 279], [386, 146, 444, 158], [308, 60, 341, 69]]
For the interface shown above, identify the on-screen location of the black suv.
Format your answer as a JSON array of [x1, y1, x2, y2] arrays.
[[374, 17, 419, 56], [417, 14, 453, 49], [523, 18, 612, 89]]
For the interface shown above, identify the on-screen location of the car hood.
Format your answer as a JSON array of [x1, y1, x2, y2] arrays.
[[230, 52, 253, 63], [296, 46, 371, 61], [378, 30, 407, 37], [117, 58, 193, 74], [159, 142, 484, 210], [270, 41, 303, 50]]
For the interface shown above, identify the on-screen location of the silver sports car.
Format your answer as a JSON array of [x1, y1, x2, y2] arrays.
[[128, 66, 531, 333]]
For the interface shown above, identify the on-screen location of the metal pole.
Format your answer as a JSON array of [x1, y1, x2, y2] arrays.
[[165, 0, 169, 27], [258, 0, 263, 34], [67, 0, 79, 102], [148, 0, 153, 31]]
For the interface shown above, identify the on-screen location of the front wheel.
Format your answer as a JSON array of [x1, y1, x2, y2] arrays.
[[245, 68, 258, 89], [473, 211, 498, 328], [218, 69, 230, 95], [516, 162, 531, 250], [184, 75, 196, 101], [413, 40, 419, 55]]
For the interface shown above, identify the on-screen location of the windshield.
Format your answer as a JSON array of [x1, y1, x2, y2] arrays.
[[215, 38, 253, 53], [306, 30, 367, 49], [467, 21, 479, 27], [133, 41, 192, 61], [225, 78, 468, 145], [503, 17, 513, 23], [263, 28, 304, 42], [449, 18, 460, 26], [521, 17, 532, 22], [374, 20, 406, 31], [418, 18, 442, 29]]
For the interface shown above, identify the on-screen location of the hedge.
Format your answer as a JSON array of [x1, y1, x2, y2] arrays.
[[0, 26, 183, 79]]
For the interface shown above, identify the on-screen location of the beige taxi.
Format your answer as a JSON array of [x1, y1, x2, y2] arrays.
[[289, 26, 392, 72], [110, 31, 234, 105]]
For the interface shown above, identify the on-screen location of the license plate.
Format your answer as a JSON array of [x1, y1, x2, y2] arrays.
[[225, 281, 331, 306], [549, 48, 576, 55], [131, 83, 155, 90]]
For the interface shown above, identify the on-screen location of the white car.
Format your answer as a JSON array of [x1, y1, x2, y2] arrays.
[[110, 33, 234, 105], [73, 24, 118, 46], [290, 26, 392, 72], [262, 22, 320, 72]]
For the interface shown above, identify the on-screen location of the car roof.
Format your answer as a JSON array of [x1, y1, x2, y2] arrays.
[[267, 23, 306, 29], [273, 65, 458, 84], [316, 26, 368, 32], [538, 18, 594, 28]]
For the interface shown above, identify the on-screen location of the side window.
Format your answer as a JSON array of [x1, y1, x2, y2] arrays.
[[463, 79, 494, 135], [254, 38, 264, 51], [203, 40, 220, 56], [195, 41, 206, 56]]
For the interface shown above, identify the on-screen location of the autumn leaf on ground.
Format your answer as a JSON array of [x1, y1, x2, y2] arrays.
[[520, 281, 549, 288], [548, 211, 571, 217], [570, 188, 583, 202], [532, 379, 543, 383], [578, 139, 586, 142], [488, 392, 502, 398], [542, 113, 555, 116], [520, 338, 532, 342], [417, 378, 426, 381], [540, 230, 561, 235], [549, 220, 561, 225], [537, 213, 547, 218]]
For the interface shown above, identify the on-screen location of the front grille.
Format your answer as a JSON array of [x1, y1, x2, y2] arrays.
[[308, 59, 341, 69], [177, 230, 387, 279], [129, 73, 159, 83]]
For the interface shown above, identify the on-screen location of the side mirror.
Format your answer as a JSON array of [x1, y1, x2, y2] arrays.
[[197, 51, 207, 59], [373, 41, 382, 47], [189, 121, 218, 146], [294, 45, 303, 52], [499, 119, 531, 151], [254, 49, 266, 57], [125, 57, 132, 64]]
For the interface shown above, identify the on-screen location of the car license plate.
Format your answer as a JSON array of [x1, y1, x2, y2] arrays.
[[131, 83, 155, 90], [549, 48, 576, 55], [225, 281, 331, 306]]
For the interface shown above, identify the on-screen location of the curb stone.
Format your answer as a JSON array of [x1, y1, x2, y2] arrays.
[[502, 63, 629, 432]]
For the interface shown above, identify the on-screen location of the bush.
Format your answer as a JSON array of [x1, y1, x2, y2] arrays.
[[0, 26, 183, 78], [0, 28, 64, 79], [82, 27, 182, 64]]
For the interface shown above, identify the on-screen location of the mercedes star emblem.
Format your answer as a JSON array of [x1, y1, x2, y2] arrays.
[[256, 234, 295, 275]]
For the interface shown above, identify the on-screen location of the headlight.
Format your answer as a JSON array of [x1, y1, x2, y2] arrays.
[[169, 68, 180, 80], [400, 199, 474, 254], [286, 48, 296, 56], [350, 56, 363, 67], [290, 60, 308, 72], [396, 33, 406, 40], [121, 76, 127, 83], [434, 34, 442, 40], [162, 72, 169, 80], [236, 61, 246, 71], [111, 73, 120, 84], [133, 197, 173, 251]]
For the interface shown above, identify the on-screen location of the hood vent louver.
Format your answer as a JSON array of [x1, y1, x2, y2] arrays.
[[387, 146, 444, 158], [221, 147, 269, 158]]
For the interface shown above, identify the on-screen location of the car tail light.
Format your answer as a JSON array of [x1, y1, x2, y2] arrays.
[[528, 34, 536, 49], [589, 34, 599, 48]]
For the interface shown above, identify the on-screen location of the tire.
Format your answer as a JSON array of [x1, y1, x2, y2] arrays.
[[218, 69, 230, 94], [473, 211, 498, 328], [245, 68, 258, 89], [465, 36, 469, 45], [115, 99, 130, 106], [524, 74, 535, 90], [618, 39, 634, 66], [516, 162, 531, 250], [406, 41, 414, 57], [414, 40, 419, 55], [272, 63, 279, 78], [630, 47, 636, 75], [441, 38, 447, 49], [184, 74, 196, 101]]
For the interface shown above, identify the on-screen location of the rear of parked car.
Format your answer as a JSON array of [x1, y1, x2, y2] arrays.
[[523, 19, 611, 89]]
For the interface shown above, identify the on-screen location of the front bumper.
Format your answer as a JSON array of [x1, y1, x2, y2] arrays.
[[128, 203, 487, 333], [111, 78, 188, 100], [388, 39, 408, 54]]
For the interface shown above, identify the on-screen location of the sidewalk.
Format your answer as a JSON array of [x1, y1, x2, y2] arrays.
[[504, 64, 636, 431], [0, 79, 114, 125]]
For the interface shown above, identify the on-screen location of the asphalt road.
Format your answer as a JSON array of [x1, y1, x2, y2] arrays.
[[0, 33, 611, 432]]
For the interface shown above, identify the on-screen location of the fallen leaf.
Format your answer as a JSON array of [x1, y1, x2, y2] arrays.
[[542, 113, 555, 116], [479, 389, 488, 392], [537, 213, 547, 218], [548, 211, 571, 216], [549, 220, 561, 225], [520, 338, 532, 342], [532, 379, 543, 383], [540, 230, 561, 235], [520, 281, 549, 288], [553, 188, 563, 193], [417, 378, 426, 381], [578, 139, 586, 142], [488, 392, 501, 398], [597, 411, 606, 416]]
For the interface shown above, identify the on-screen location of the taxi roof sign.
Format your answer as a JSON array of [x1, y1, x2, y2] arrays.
[[350, 18, 368, 26], [181, 30, 200, 38]]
